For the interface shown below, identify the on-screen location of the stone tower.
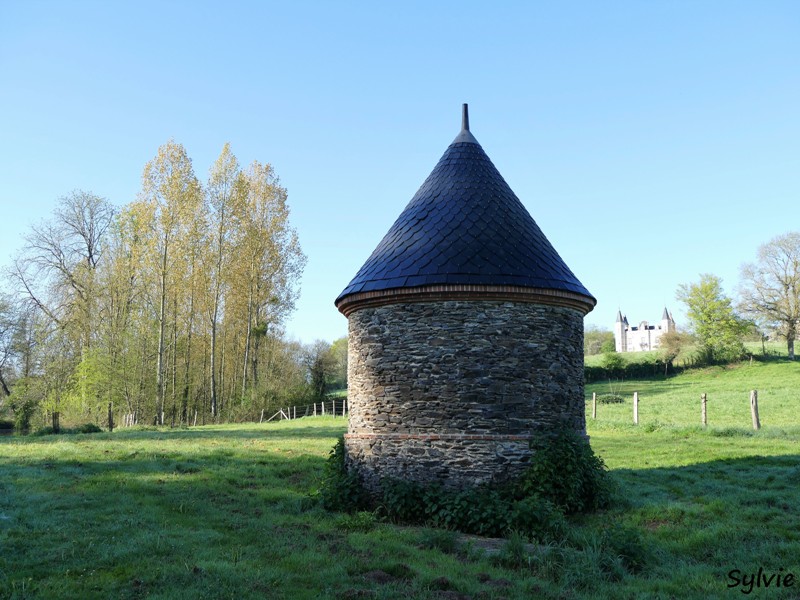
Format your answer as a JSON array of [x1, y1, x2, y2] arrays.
[[335, 105, 596, 492]]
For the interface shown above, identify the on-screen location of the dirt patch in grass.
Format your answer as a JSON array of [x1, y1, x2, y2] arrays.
[[362, 570, 395, 585]]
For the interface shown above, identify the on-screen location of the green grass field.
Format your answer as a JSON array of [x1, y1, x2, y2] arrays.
[[3, 359, 800, 599], [586, 358, 800, 429]]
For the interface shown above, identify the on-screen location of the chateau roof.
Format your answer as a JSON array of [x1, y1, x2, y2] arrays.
[[662, 307, 670, 320], [336, 105, 595, 315]]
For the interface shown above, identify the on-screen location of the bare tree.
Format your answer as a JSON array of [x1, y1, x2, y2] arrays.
[[0, 295, 16, 397], [7, 191, 114, 349], [739, 232, 800, 359]]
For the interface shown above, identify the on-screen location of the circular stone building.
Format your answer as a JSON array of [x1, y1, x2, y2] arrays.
[[335, 105, 596, 492]]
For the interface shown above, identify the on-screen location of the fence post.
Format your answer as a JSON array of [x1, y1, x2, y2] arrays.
[[592, 392, 597, 420], [701, 393, 707, 427], [633, 392, 639, 425], [314, 403, 317, 417], [750, 390, 760, 430], [108, 402, 114, 432], [293, 406, 296, 419], [322, 401, 326, 416]]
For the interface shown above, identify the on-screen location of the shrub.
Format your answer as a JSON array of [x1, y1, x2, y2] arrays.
[[13, 398, 37, 433], [423, 487, 512, 537], [596, 393, 624, 404], [509, 495, 567, 542], [316, 436, 370, 513], [517, 428, 613, 515], [0, 419, 14, 430], [34, 423, 104, 436], [379, 478, 428, 524], [318, 428, 615, 541], [33, 426, 57, 436], [74, 423, 103, 434]]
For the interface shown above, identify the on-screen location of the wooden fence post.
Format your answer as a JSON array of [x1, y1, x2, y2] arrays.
[[592, 392, 597, 420], [750, 390, 760, 430], [322, 401, 326, 416], [633, 392, 639, 425], [701, 393, 707, 427]]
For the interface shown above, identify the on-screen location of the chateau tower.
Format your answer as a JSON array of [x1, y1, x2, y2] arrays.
[[335, 105, 596, 491], [614, 310, 627, 352]]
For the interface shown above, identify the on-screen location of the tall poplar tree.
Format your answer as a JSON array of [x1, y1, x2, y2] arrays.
[[205, 144, 245, 417], [140, 141, 202, 424]]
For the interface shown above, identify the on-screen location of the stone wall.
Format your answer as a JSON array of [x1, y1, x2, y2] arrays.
[[344, 299, 585, 491]]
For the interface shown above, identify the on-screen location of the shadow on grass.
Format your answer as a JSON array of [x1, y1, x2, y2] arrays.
[[606, 453, 800, 578], [0, 438, 336, 597], [0, 420, 347, 445]]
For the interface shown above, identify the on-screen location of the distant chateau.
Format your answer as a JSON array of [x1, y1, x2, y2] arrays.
[[614, 308, 676, 352]]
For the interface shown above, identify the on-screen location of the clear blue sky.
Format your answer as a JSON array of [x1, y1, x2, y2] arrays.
[[1, 1, 798, 344]]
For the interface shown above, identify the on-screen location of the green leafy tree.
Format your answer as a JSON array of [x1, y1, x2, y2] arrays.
[[600, 351, 625, 377], [327, 337, 348, 390], [738, 232, 800, 360], [658, 330, 693, 374], [304, 340, 334, 402], [676, 274, 748, 364], [584, 325, 615, 356]]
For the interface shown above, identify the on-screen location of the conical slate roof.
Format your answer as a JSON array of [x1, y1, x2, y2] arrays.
[[336, 105, 595, 314]]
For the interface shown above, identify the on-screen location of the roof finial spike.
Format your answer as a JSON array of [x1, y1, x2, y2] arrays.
[[462, 103, 470, 131]]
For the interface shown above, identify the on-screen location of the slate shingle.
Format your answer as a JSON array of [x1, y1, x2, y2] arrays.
[[336, 111, 594, 307]]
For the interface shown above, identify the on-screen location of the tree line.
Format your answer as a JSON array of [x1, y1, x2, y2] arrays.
[[586, 231, 800, 366], [0, 141, 346, 431]]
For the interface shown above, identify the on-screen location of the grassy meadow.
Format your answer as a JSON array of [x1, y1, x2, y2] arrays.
[[2, 359, 800, 598], [586, 357, 800, 429]]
